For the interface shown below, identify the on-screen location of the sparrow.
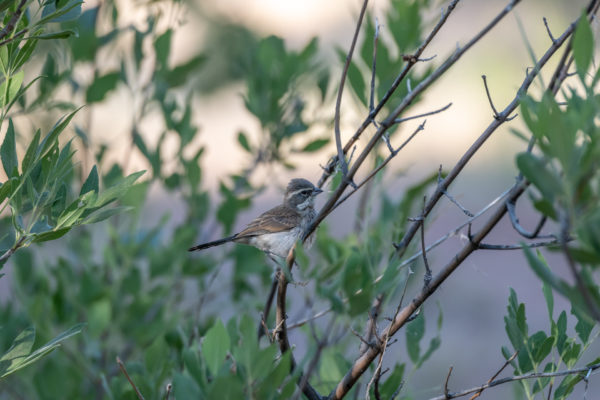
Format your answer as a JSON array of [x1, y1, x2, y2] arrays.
[[188, 178, 322, 258]]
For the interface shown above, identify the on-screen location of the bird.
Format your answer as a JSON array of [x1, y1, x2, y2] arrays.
[[188, 178, 323, 259]]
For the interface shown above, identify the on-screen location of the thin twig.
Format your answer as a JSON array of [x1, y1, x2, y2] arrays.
[[543, 17, 557, 44], [469, 351, 518, 400], [329, 121, 427, 216], [444, 366, 454, 398], [369, 18, 381, 125], [506, 198, 554, 239], [275, 248, 322, 400], [429, 361, 600, 400], [393, 103, 452, 124], [317, 0, 461, 188], [0, 235, 27, 264], [116, 357, 145, 400], [438, 165, 474, 217], [258, 273, 279, 339], [0, 0, 28, 42], [419, 196, 432, 287], [287, 308, 332, 331], [334, 0, 369, 185], [474, 239, 562, 250]]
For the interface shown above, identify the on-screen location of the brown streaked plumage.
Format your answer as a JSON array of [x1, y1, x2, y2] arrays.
[[188, 178, 322, 258]]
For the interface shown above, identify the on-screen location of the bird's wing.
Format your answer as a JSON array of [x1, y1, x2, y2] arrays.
[[235, 205, 300, 238]]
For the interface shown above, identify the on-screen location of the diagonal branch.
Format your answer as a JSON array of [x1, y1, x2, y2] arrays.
[[334, 0, 369, 186], [0, 0, 28, 42], [428, 361, 600, 400], [318, 0, 461, 188]]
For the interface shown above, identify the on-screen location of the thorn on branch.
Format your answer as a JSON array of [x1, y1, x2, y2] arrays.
[[481, 75, 517, 122], [543, 17, 557, 44]]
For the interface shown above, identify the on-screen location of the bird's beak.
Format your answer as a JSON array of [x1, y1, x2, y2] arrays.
[[313, 187, 323, 195]]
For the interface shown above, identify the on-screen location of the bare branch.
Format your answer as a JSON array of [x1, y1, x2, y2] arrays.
[[334, 0, 369, 185], [317, 0, 461, 188], [369, 18, 381, 124], [117, 357, 145, 400], [474, 239, 562, 250], [419, 196, 432, 288], [469, 351, 517, 400], [330, 121, 427, 216], [543, 17, 557, 44], [0, 0, 28, 42], [444, 366, 454, 398], [393, 102, 452, 124], [438, 165, 474, 217], [275, 249, 323, 400], [429, 361, 600, 400], [0, 235, 27, 265], [506, 197, 554, 239]]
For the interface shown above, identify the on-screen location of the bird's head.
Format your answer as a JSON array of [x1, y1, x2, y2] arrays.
[[284, 178, 322, 212]]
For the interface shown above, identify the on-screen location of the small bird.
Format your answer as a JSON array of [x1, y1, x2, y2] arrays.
[[188, 178, 322, 258]]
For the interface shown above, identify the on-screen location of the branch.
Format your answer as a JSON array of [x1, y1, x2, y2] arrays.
[[310, 0, 522, 243], [0, 235, 27, 265], [392, 102, 452, 125], [368, 18, 381, 123], [469, 351, 517, 399], [481, 75, 517, 121], [334, 0, 369, 186], [275, 249, 323, 400], [428, 361, 600, 400], [0, 0, 28, 42], [317, 0, 461, 188], [327, 7, 591, 391], [117, 357, 145, 400]]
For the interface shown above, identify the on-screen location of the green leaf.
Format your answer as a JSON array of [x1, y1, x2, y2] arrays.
[[516, 152, 562, 202], [237, 131, 251, 152], [573, 12, 594, 80], [154, 29, 172, 70], [1, 119, 18, 177], [82, 206, 132, 224], [173, 372, 202, 399], [86, 72, 120, 103], [22, 129, 40, 173], [95, 170, 145, 208], [202, 319, 230, 376], [406, 311, 425, 363], [40, 107, 84, 158], [34, 29, 79, 40], [1, 71, 24, 109], [300, 138, 329, 152], [38, 0, 83, 25], [0, 323, 83, 378], [80, 165, 99, 195], [542, 282, 554, 323], [32, 227, 72, 243]]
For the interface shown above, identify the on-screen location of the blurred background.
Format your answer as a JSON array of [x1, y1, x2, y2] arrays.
[[1, 0, 598, 398]]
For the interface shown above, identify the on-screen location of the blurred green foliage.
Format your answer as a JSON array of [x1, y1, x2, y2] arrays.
[[0, 0, 598, 399]]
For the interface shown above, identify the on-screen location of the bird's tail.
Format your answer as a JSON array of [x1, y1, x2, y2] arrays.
[[188, 235, 237, 252]]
